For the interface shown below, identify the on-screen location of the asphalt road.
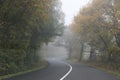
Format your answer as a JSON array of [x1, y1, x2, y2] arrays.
[[65, 62, 119, 80], [5, 44, 120, 80], [6, 59, 119, 80], [6, 59, 69, 80]]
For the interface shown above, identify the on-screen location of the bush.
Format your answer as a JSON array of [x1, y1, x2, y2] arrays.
[[108, 45, 120, 70], [0, 49, 26, 76]]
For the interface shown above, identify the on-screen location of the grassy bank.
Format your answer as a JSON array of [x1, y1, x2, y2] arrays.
[[0, 61, 48, 80], [81, 62, 120, 79]]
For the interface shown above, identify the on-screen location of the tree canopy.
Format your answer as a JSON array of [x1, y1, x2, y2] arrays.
[[0, 0, 64, 76], [67, 0, 120, 69]]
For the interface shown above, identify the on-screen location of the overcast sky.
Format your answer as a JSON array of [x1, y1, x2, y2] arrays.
[[61, 0, 90, 25]]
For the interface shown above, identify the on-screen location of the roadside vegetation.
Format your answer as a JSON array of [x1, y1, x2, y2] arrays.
[[65, 0, 120, 77], [0, 61, 48, 80], [0, 0, 64, 77]]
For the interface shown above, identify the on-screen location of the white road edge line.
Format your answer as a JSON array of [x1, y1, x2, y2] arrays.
[[60, 63, 72, 80]]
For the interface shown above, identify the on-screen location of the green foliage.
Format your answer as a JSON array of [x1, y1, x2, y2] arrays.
[[0, 49, 26, 75], [0, 0, 64, 76]]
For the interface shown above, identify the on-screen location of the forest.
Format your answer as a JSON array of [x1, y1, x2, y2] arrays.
[[0, 0, 120, 79], [0, 0, 64, 76], [65, 0, 120, 71]]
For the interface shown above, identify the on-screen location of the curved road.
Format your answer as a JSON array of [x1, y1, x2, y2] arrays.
[[6, 43, 119, 80], [6, 59, 119, 80]]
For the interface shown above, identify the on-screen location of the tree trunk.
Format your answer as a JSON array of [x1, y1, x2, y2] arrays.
[[79, 43, 84, 61]]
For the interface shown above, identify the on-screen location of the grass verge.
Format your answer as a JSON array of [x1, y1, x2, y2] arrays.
[[0, 61, 48, 80]]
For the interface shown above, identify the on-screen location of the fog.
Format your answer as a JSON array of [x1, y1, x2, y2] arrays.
[[38, 41, 68, 61]]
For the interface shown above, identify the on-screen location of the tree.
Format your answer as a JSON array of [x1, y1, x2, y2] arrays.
[[0, 0, 64, 75], [69, 0, 120, 69]]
